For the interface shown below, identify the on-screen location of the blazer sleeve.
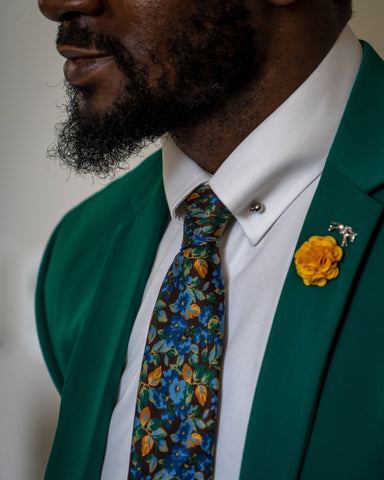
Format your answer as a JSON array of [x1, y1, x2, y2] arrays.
[[35, 222, 65, 394]]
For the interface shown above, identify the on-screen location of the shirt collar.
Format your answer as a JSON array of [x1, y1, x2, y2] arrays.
[[162, 26, 362, 245]]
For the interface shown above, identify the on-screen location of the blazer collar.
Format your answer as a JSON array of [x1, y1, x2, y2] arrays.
[[240, 42, 384, 479]]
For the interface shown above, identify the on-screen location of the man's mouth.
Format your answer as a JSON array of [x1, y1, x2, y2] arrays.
[[57, 45, 114, 86]]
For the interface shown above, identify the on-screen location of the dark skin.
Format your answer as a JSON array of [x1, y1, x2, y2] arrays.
[[38, 0, 347, 173]]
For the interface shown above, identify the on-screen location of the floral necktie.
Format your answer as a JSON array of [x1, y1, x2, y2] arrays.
[[128, 185, 232, 480]]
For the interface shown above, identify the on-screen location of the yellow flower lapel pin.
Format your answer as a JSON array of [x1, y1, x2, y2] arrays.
[[294, 222, 357, 287]]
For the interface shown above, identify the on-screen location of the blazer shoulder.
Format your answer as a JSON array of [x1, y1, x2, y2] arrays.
[[60, 148, 164, 230], [35, 149, 167, 392]]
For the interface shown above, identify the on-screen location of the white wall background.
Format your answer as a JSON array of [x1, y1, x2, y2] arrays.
[[0, 1, 383, 478]]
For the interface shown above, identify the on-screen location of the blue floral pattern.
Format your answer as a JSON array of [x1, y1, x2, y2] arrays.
[[129, 185, 232, 479]]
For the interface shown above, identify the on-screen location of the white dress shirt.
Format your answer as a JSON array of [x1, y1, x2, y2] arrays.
[[101, 27, 362, 480]]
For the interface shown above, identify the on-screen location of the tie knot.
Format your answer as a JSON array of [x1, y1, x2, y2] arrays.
[[182, 185, 232, 248]]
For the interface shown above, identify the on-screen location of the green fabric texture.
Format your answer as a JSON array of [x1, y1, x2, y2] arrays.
[[241, 41, 384, 479], [36, 151, 170, 478], [36, 42, 384, 479]]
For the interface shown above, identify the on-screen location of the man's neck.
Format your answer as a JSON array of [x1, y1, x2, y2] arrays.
[[171, 24, 345, 174]]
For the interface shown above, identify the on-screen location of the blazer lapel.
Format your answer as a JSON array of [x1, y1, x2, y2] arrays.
[[240, 164, 383, 479], [240, 42, 384, 479]]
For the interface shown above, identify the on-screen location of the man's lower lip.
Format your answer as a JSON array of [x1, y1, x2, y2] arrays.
[[63, 56, 114, 86]]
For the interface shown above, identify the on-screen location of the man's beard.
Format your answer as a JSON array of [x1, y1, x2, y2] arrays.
[[50, 1, 262, 177]]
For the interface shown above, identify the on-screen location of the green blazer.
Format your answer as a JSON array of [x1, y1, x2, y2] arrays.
[[36, 42, 384, 479]]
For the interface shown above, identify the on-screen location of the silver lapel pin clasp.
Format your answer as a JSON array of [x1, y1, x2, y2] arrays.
[[328, 222, 358, 247]]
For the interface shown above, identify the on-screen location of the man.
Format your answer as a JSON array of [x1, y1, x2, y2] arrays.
[[36, 0, 384, 478]]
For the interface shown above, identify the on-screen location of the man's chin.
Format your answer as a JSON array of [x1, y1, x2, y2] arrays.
[[75, 88, 120, 120], [47, 85, 148, 177]]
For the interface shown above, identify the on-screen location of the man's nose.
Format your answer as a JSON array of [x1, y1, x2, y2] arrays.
[[38, 0, 104, 22]]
